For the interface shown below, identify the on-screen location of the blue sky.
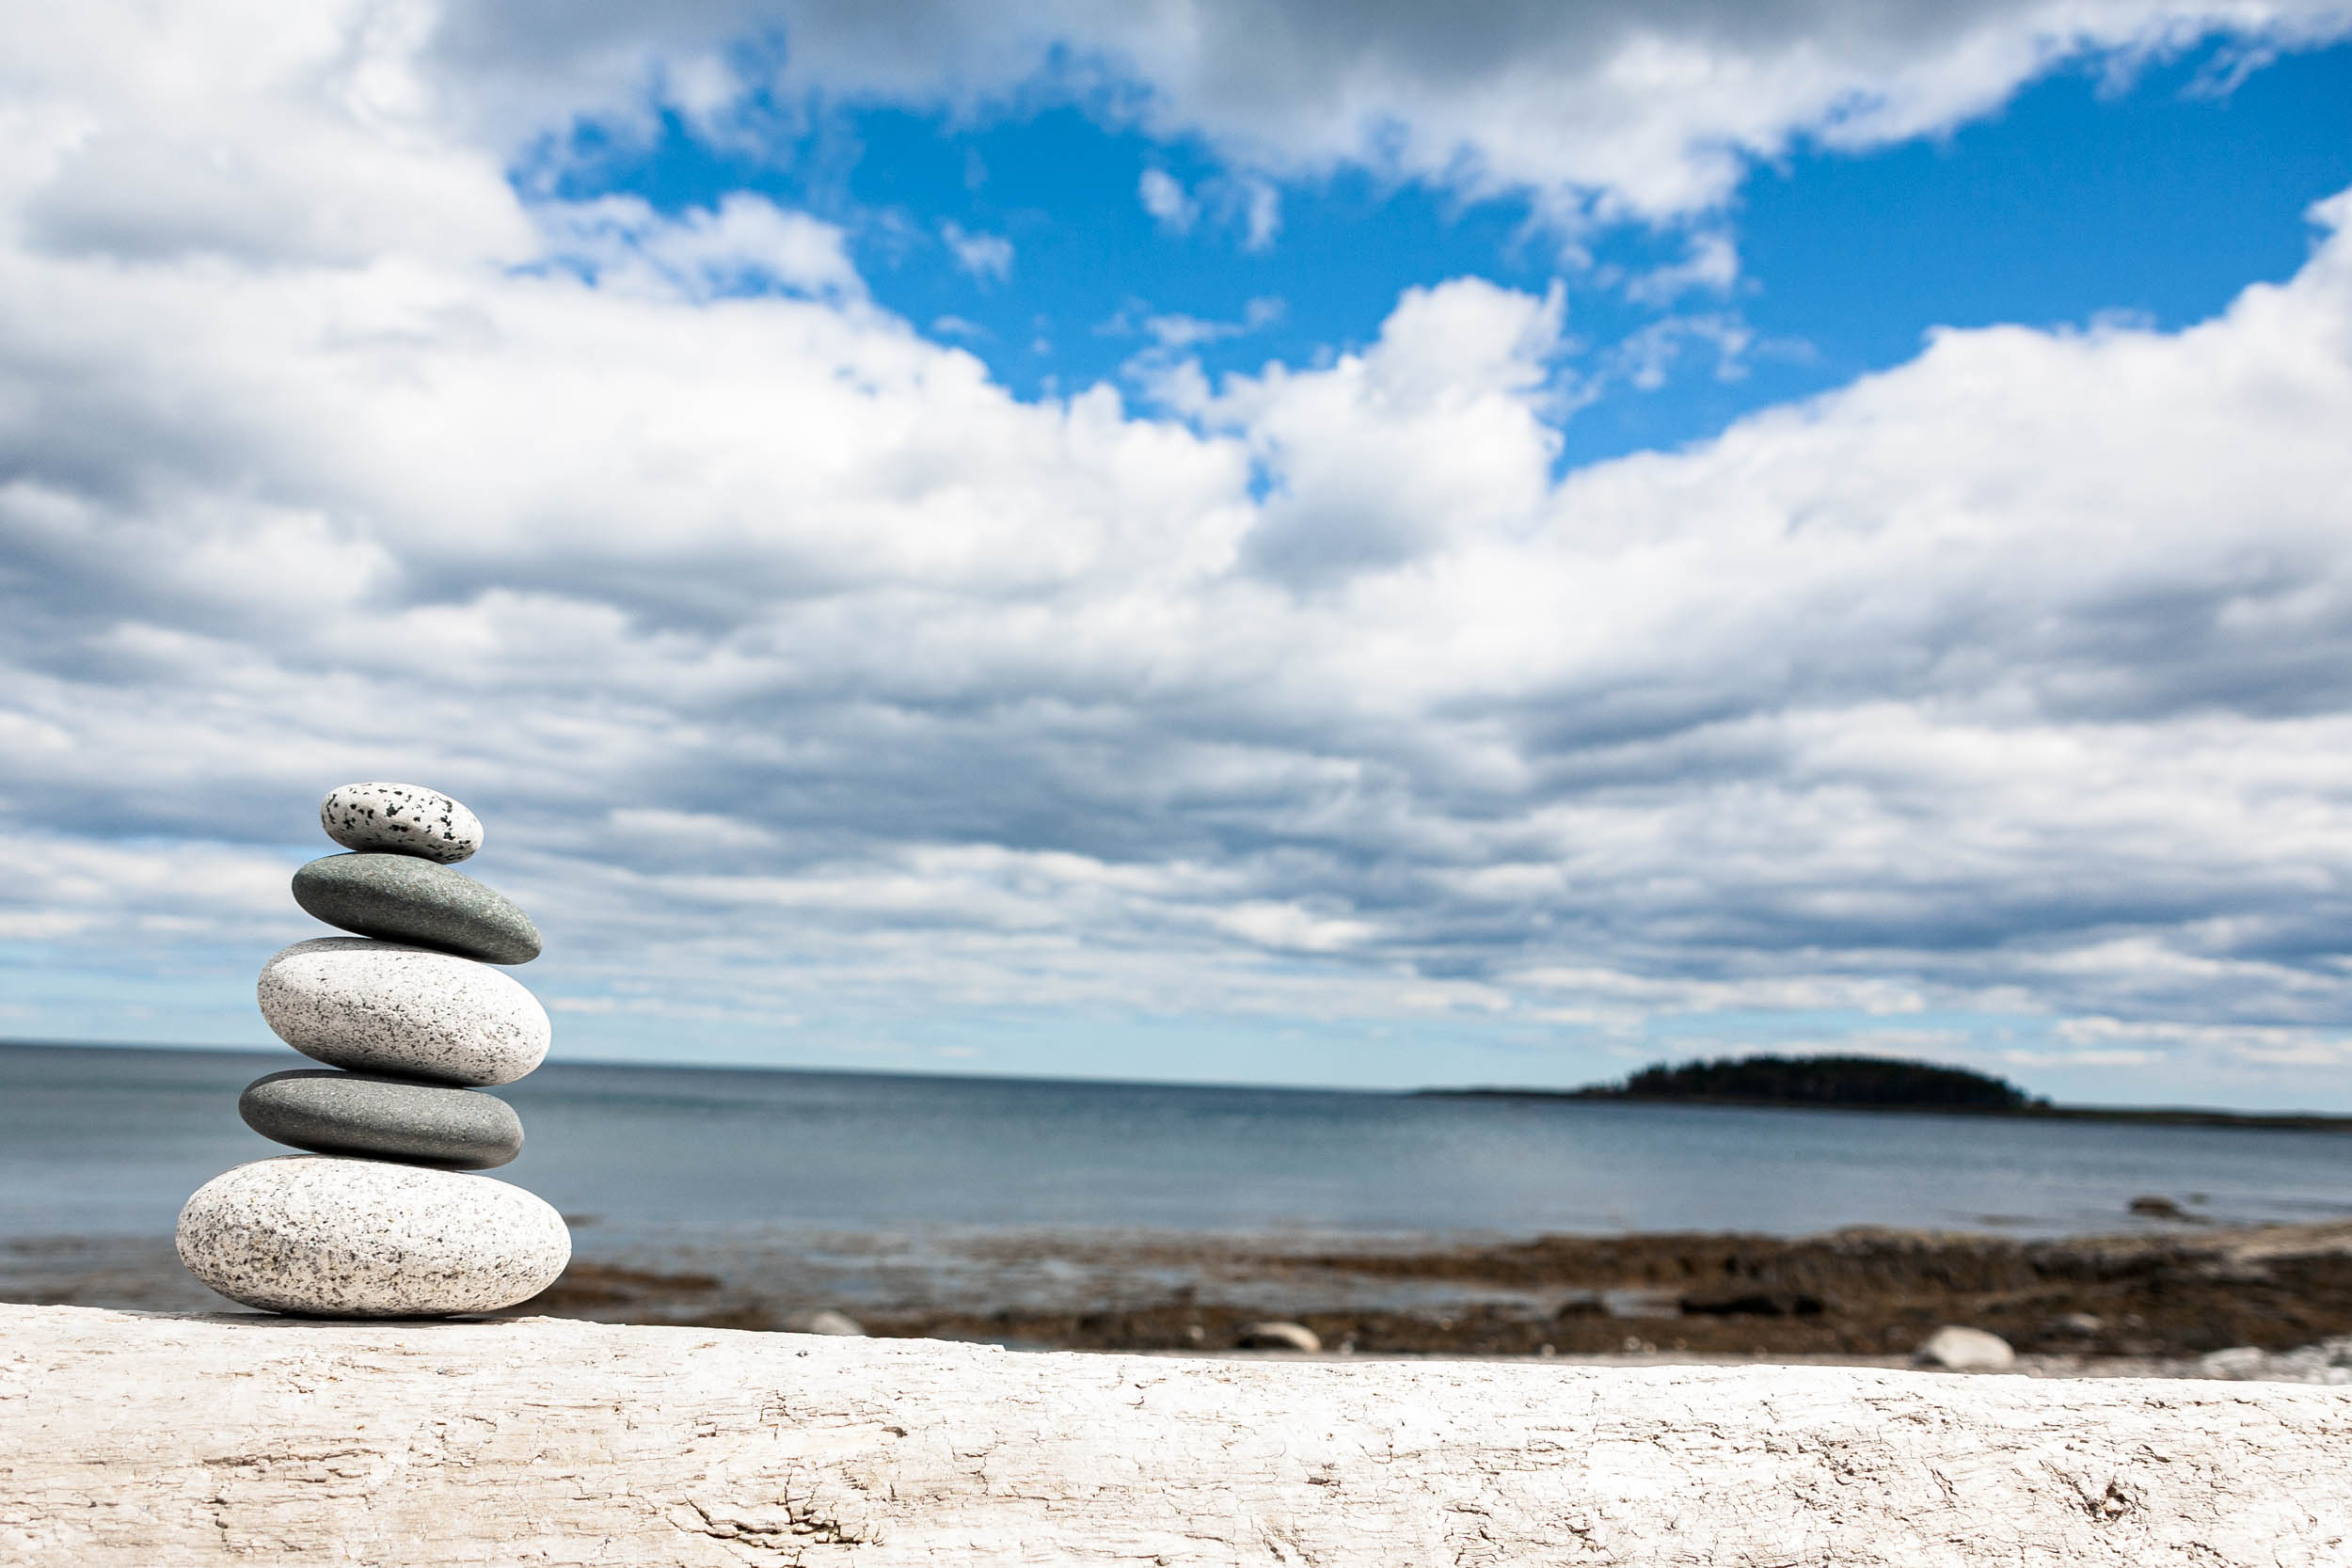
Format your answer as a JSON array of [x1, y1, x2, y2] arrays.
[[543, 36, 2352, 467], [7, 2, 2352, 1106]]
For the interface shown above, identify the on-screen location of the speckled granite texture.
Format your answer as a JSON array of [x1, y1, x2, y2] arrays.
[[238, 1069, 524, 1168], [292, 853, 541, 964], [257, 938, 550, 1086], [319, 782, 483, 863], [174, 1156, 569, 1316]]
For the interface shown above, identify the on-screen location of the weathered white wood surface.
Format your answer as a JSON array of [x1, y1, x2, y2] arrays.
[[4, 1303, 2350, 1566]]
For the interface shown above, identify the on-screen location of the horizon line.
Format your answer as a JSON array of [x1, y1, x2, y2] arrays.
[[8, 1036, 2348, 1124]]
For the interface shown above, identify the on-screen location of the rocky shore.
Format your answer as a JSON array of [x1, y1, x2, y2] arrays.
[[499, 1217, 2352, 1370], [17, 1216, 2352, 1376]]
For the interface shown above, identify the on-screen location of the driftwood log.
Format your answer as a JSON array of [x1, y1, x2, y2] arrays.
[[4, 1303, 2350, 1565]]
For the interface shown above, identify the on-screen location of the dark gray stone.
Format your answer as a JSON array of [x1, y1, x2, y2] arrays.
[[292, 853, 541, 964], [238, 1069, 525, 1169]]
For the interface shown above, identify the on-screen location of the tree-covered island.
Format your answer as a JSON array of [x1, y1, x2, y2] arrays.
[[1421, 1053, 2352, 1131], [1575, 1053, 2045, 1111]]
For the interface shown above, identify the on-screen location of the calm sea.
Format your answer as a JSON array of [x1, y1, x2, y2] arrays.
[[10, 1041, 2352, 1249]]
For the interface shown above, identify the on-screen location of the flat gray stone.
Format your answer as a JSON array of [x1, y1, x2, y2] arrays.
[[239, 1069, 524, 1169], [258, 938, 550, 1086], [320, 782, 483, 863], [176, 1155, 569, 1317], [293, 853, 541, 964]]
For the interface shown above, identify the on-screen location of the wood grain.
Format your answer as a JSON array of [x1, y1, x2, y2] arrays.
[[4, 1303, 2348, 1565]]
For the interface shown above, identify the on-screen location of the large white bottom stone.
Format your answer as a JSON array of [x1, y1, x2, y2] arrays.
[[175, 1156, 569, 1317]]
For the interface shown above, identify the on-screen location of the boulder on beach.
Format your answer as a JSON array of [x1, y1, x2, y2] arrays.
[[2201, 1346, 2270, 1379], [783, 1308, 866, 1337], [1914, 1324, 2016, 1370], [1236, 1320, 1322, 1353]]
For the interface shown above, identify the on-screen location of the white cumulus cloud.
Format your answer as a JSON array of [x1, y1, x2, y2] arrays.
[[939, 219, 1014, 282], [1138, 167, 1197, 232]]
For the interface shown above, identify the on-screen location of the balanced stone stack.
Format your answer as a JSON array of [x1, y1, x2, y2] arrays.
[[175, 784, 570, 1317]]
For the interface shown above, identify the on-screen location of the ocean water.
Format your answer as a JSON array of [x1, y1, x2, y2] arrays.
[[10, 1041, 2352, 1250]]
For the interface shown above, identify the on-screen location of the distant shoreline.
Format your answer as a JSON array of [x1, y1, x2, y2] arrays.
[[1413, 1087, 2352, 1133], [11, 1037, 2352, 1128]]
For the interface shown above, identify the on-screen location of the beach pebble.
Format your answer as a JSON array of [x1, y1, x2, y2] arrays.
[[293, 853, 541, 965], [239, 1069, 524, 1169], [320, 783, 483, 863], [2201, 1345, 2270, 1379], [1235, 1321, 1322, 1353], [1913, 1324, 2016, 1371], [782, 1309, 866, 1337], [175, 1156, 569, 1317], [258, 938, 550, 1086]]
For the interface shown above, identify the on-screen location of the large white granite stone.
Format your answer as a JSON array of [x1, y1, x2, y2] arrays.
[[257, 938, 549, 1085], [175, 1156, 569, 1317]]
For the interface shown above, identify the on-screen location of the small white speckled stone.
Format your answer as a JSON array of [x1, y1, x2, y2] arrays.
[[320, 782, 483, 863], [176, 1156, 569, 1317], [258, 938, 550, 1086]]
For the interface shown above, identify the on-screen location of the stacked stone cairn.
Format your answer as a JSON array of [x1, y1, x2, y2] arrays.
[[175, 784, 570, 1317]]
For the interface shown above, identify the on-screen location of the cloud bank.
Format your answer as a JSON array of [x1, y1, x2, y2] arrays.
[[439, 0, 2352, 220], [4, 0, 2352, 1098]]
